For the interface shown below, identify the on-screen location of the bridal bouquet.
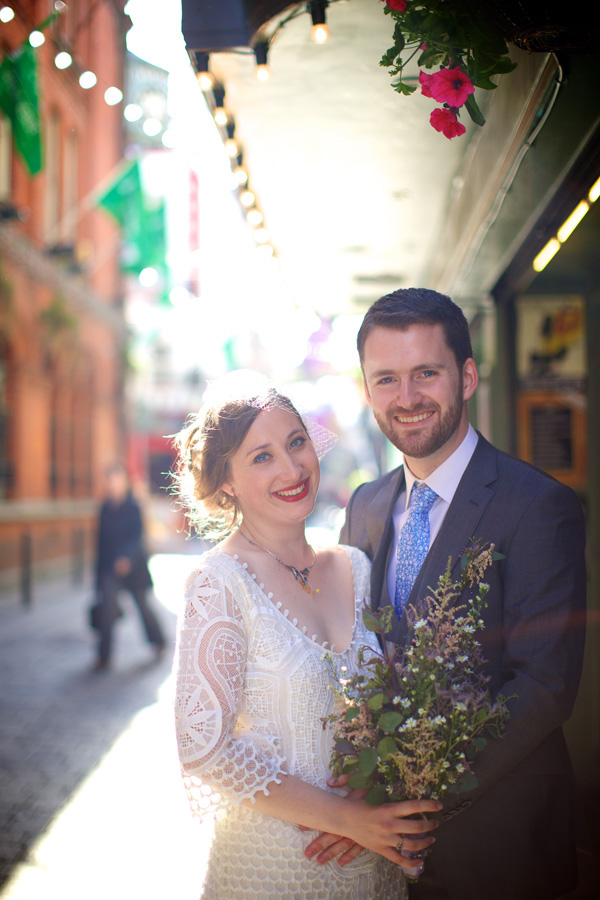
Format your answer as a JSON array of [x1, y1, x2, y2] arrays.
[[325, 542, 511, 804]]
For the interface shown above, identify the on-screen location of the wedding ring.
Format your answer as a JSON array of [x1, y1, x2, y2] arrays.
[[395, 837, 405, 854]]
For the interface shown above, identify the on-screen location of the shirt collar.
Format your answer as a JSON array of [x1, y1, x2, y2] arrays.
[[404, 424, 479, 505]]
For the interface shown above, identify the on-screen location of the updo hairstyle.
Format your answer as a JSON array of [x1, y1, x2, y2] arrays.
[[173, 387, 307, 538]]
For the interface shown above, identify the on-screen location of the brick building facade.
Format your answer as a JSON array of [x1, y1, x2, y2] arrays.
[[0, 1, 131, 594]]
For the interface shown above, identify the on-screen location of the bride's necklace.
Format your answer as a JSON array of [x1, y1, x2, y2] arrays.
[[239, 528, 319, 595]]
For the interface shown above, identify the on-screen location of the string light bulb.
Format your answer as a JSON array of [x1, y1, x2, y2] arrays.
[[247, 209, 263, 226], [254, 227, 270, 244], [79, 70, 97, 89], [224, 122, 238, 158], [309, 1, 330, 44], [0, 7, 15, 23], [104, 86, 123, 106], [213, 107, 228, 126], [124, 103, 143, 122], [254, 43, 271, 83], [197, 70, 214, 91], [195, 52, 214, 91], [29, 31, 45, 47], [54, 51, 72, 69], [240, 190, 255, 207]]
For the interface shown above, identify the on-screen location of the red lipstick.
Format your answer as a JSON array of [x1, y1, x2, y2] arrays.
[[273, 479, 310, 502]]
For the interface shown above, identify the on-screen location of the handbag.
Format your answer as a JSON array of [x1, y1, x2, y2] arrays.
[[88, 593, 124, 630]]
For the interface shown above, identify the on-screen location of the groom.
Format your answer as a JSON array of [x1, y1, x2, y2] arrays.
[[311, 289, 586, 899]]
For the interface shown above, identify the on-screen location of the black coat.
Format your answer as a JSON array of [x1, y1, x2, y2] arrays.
[[95, 493, 152, 592]]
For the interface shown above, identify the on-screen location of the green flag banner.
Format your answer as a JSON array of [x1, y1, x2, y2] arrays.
[[97, 159, 168, 279], [0, 44, 42, 176]]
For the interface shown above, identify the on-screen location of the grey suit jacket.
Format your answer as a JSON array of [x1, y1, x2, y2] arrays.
[[340, 434, 586, 900]]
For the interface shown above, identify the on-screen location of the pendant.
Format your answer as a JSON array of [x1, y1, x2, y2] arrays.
[[289, 565, 319, 596]]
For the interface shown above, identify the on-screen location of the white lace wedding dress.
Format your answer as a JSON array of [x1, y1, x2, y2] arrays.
[[174, 544, 407, 900]]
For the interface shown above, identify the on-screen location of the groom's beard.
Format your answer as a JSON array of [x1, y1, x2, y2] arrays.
[[373, 378, 464, 460]]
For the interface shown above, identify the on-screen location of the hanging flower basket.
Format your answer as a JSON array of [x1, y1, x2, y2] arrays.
[[480, 1, 600, 52], [379, 1, 518, 139]]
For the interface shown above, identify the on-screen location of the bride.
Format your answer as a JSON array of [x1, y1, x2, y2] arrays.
[[172, 374, 440, 900]]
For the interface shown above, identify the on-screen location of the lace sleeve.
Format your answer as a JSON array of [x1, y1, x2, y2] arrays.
[[174, 562, 286, 818]]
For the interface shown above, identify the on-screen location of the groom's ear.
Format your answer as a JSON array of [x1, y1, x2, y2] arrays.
[[462, 358, 478, 402]]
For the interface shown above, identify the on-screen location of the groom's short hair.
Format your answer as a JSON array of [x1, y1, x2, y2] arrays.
[[357, 288, 473, 369]]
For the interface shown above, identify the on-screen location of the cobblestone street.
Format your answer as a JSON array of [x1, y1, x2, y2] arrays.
[[0, 555, 212, 899]]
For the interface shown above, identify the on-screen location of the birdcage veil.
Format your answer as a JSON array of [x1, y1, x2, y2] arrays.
[[200, 370, 338, 459]]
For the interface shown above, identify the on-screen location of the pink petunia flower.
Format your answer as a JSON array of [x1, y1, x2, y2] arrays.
[[429, 67, 475, 108], [430, 107, 466, 140], [419, 70, 434, 98], [382, 0, 408, 12]]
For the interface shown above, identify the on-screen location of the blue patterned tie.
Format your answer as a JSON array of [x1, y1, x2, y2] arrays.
[[394, 482, 438, 617]]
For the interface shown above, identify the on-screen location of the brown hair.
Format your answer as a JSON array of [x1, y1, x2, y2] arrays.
[[173, 387, 306, 538], [357, 288, 473, 369]]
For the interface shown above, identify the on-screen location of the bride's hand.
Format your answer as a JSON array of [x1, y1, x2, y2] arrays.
[[342, 797, 441, 870], [303, 786, 368, 867], [306, 793, 441, 872]]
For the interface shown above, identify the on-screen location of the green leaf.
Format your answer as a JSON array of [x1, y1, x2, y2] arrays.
[[378, 711, 403, 732], [367, 693, 385, 710], [377, 736, 398, 759], [448, 771, 478, 793], [491, 550, 506, 561], [489, 57, 517, 75], [473, 76, 497, 91], [392, 81, 417, 96], [348, 772, 370, 790], [465, 94, 485, 127], [418, 47, 445, 68], [344, 706, 360, 722], [392, 24, 406, 51], [380, 47, 400, 68], [471, 736, 487, 751], [362, 607, 383, 632], [366, 784, 389, 806], [358, 747, 379, 776]]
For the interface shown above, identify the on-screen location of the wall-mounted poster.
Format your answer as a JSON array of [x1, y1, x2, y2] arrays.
[[516, 295, 586, 390], [516, 295, 587, 487]]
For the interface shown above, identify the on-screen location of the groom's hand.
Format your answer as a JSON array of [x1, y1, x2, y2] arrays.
[[303, 776, 367, 867]]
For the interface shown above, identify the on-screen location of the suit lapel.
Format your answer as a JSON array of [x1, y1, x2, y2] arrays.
[[369, 466, 405, 612]]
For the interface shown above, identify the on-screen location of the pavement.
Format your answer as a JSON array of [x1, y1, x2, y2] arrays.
[[0, 553, 213, 900]]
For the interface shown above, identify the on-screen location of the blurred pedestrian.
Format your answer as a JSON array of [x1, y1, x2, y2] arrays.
[[93, 462, 165, 670]]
